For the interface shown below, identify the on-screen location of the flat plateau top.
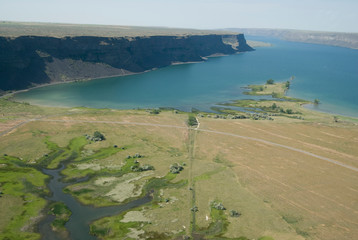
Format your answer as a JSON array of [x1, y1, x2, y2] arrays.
[[0, 21, 237, 38]]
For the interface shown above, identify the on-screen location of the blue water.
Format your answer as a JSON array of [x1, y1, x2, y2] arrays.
[[15, 37, 358, 117]]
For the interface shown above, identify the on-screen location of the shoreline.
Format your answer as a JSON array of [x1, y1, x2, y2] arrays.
[[2, 59, 213, 100], [301, 102, 358, 119], [9, 93, 357, 121], [6, 51, 241, 99], [3, 51, 240, 100], [2, 70, 143, 99], [3, 63, 357, 120], [226, 81, 358, 119]]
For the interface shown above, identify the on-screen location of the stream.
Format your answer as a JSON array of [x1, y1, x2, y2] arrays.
[[38, 165, 152, 240]]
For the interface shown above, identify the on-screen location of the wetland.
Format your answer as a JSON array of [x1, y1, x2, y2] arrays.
[[1, 37, 358, 240]]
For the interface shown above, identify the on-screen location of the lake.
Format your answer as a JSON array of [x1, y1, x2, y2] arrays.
[[15, 36, 358, 117]]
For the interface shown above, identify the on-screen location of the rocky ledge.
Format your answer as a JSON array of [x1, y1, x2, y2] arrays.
[[0, 34, 253, 91]]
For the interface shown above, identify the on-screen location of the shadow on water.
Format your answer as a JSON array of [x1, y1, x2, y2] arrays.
[[15, 37, 358, 118], [38, 165, 152, 240]]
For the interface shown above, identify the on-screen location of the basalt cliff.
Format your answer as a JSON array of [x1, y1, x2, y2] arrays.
[[0, 33, 253, 92]]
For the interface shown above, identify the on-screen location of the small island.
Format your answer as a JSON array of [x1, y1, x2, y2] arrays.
[[0, 86, 357, 240], [214, 78, 342, 122]]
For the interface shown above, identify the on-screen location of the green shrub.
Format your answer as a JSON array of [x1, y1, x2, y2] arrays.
[[266, 79, 274, 84], [150, 109, 161, 114], [92, 131, 105, 141], [170, 163, 184, 174], [188, 115, 198, 126], [229, 210, 241, 217]]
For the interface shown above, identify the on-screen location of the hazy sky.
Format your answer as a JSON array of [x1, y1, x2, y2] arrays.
[[1, 0, 357, 32]]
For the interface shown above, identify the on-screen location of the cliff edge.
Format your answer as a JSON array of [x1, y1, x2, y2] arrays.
[[0, 34, 253, 91], [0, 23, 253, 91]]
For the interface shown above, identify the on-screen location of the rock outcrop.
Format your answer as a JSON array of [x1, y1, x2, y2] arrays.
[[0, 34, 253, 91]]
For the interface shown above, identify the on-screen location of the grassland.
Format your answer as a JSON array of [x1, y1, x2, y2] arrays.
[[0, 21, 236, 38], [0, 155, 48, 240], [230, 28, 358, 49], [48, 202, 71, 234], [242, 79, 306, 101], [0, 96, 357, 240]]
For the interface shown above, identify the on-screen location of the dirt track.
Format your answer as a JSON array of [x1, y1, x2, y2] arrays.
[[2, 118, 355, 172]]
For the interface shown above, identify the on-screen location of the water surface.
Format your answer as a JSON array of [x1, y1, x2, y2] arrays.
[[39, 165, 152, 240], [15, 37, 358, 117]]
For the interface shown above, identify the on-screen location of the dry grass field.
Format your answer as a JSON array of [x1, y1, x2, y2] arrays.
[[0, 98, 357, 239], [0, 21, 235, 38], [194, 118, 358, 239]]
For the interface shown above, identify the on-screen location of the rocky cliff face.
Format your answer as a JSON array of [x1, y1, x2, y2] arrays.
[[0, 34, 253, 91]]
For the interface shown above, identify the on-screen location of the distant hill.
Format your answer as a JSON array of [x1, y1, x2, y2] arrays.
[[228, 28, 358, 49], [0, 21, 237, 38]]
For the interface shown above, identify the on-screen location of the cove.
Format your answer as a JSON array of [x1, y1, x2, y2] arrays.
[[15, 37, 358, 117], [38, 165, 152, 240]]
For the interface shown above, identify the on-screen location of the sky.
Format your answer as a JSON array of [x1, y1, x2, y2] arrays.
[[0, 0, 357, 33]]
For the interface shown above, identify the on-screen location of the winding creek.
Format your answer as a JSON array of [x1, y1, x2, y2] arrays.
[[16, 36, 358, 239], [39, 164, 152, 240]]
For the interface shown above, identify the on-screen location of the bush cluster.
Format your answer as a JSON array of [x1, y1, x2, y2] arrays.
[[170, 163, 184, 174], [229, 210, 241, 217], [188, 115, 198, 126], [131, 164, 154, 172], [211, 201, 226, 210], [85, 131, 106, 142]]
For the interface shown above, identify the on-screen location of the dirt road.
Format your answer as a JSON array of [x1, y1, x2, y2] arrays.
[[2, 118, 357, 172]]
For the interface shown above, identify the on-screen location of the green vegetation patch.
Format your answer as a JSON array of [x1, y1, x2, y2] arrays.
[[213, 154, 234, 168], [194, 167, 226, 182], [195, 200, 229, 238], [219, 98, 307, 120], [63, 149, 182, 206], [89, 170, 188, 239], [39, 136, 88, 169], [244, 80, 288, 98], [90, 209, 143, 239], [282, 214, 301, 224], [188, 114, 198, 127], [75, 146, 121, 163], [143, 172, 188, 204], [43, 136, 123, 181], [243, 79, 307, 102], [0, 155, 48, 240], [194, 199, 271, 240], [63, 158, 142, 206], [48, 202, 71, 232], [258, 237, 275, 240], [92, 210, 170, 239]]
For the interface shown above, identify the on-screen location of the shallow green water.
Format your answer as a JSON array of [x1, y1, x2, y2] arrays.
[[15, 37, 358, 117], [39, 165, 151, 240]]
